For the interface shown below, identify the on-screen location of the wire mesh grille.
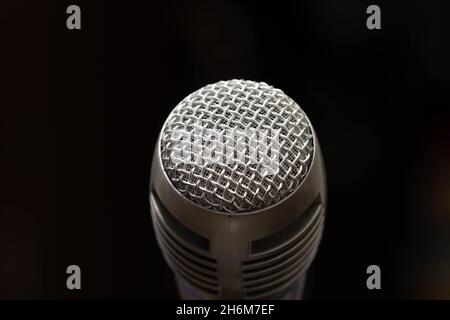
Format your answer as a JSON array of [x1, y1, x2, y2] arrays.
[[160, 80, 314, 213]]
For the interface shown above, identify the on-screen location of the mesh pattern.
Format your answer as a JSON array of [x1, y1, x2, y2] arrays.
[[160, 80, 314, 213]]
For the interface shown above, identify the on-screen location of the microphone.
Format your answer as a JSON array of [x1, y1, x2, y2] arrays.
[[149, 80, 326, 299]]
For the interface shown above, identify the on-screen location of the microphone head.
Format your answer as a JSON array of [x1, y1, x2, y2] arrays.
[[150, 80, 326, 299], [160, 79, 314, 213]]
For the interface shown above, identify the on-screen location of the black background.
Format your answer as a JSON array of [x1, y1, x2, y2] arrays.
[[1, 0, 449, 299]]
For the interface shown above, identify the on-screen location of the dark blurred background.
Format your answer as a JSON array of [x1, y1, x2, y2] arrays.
[[1, 0, 449, 299]]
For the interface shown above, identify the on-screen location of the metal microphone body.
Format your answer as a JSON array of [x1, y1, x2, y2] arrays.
[[150, 80, 326, 299]]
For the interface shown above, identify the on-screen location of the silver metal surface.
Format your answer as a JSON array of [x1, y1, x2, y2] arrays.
[[160, 80, 314, 213], [150, 80, 327, 299]]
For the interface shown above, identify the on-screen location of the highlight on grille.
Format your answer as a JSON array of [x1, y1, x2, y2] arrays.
[[160, 79, 314, 213]]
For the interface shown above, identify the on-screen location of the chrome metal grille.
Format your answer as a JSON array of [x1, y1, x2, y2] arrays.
[[160, 79, 314, 213]]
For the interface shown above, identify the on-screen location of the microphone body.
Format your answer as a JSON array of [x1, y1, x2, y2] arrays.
[[150, 80, 326, 299]]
